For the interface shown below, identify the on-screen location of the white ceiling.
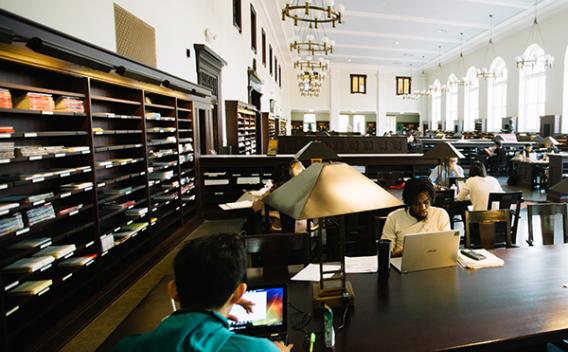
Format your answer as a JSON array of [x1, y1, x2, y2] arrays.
[[280, 0, 567, 68]]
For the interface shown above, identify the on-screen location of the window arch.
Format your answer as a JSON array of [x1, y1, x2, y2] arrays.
[[446, 74, 459, 131], [487, 57, 508, 132], [464, 66, 479, 131], [431, 80, 442, 130], [518, 44, 546, 132], [563, 45, 568, 133]]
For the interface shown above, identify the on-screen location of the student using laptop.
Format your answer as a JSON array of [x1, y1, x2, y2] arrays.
[[429, 157, 464, 188], [456, 161, 503, 211], [113, 233, 293, 352], [382, 178, 451, 257]]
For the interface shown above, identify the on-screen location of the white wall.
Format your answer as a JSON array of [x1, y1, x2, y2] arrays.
[[290, 63, 426, 135], [425, 5, 568, 132], [0, 0, 295, 142]]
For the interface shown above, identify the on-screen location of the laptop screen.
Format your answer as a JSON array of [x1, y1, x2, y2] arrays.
[[229, 285, 286, 334]]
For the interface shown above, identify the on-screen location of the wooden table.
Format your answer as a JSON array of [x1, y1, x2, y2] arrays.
[[99, 246, 568, 351], [510, 159, 549, 190]]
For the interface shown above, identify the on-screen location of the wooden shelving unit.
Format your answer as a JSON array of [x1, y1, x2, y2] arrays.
[[225, 101, 258, 155], [0, 44, 208, 351]]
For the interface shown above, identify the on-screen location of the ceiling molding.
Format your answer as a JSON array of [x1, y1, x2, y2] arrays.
[[335, 43, 439, 55], [318, 28, 461, 44], [457, 0, 532, 9], [346, 11, 488, 29], [330, 54, 423, 63]]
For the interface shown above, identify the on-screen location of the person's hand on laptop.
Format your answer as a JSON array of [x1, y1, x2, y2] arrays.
[[274, 341, 294, 351], [227, 297, 255, 322]]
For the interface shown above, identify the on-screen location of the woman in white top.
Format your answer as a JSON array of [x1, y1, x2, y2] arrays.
[[456, 161, 504, 210]]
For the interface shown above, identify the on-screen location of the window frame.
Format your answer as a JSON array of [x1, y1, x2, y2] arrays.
[[250, 4, 257, 53], [274, 57, 278, 82], [350, 74, 367, 94], [233, 0, 242, 33], [261, 29, 266, 66], [396, 76, 412, 95], [269, 45, 273, 76]]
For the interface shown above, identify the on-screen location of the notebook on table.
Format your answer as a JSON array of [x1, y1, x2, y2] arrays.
[[390, 230, 460, 273]]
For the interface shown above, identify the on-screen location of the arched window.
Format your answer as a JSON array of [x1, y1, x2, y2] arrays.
[[518, 44, 546, 132], [463, 67, 479, 131], [446, 74, 459, 131], [431, 80, 442, 130], [563, 45, 568, 133], [487, 57, 508, 132]]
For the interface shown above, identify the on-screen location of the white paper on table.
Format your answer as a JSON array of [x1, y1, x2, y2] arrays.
[[291, 263, 341, 282], [457, 249, 504, 269], [218, 200, 253, 210], [345, 255, 378, 273]]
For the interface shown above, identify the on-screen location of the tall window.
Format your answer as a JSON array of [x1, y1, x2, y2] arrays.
[[233, 0, 241, 32], [446, 74, 458, 131], [303, 113, 316, 132], [353, 115, 365, 134], [269, 45, 273, 75], [338, 115, 349, 132], [278, 65, 282, 88], [250, 5, 256, 52], [463, 67, 479, 131], [518, 44, 546, 132], [396, 76, 411, 95], [487, 57, 508, 132], [261, 29, 266, 66], [274, 58, 278, 82], [350, 74, 366, 94], [563, 45, 568, 132], [431, 80, 442, 130]]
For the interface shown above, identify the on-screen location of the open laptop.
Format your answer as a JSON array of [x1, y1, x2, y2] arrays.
[[228, 284, 288, 342], [390, 230, 460, 273]]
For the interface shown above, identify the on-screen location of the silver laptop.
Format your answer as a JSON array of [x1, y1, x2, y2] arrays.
[[390, 230, 460, 273]]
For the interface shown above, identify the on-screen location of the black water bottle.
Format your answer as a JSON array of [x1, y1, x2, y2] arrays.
[[377, 239, 391, 279]]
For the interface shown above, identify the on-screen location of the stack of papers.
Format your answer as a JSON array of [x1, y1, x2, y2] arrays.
[[55, 96, 84, 113], [33, 244, 76, 259], [15, 92, 54, 111], [58, 254, 96, 268], [457, 249, 504, 269], [26, 203, 55, 226], [219, 200, 253, 210], [9, 237, 52, 250], [291, 264, 341, 282], [61, 182, 93, 190], [0, 142, 14, 159], [0, 88, 12, 108], [0, 213, 24, 236], [345, 255, 378, 273], [10, 280, 53, 295], [4, 256, 54, 272]]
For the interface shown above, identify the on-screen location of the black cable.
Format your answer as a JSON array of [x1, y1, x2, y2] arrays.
[[336, 301, 349, 331]]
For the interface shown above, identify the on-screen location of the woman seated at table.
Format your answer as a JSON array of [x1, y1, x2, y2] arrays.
[[382, 178, 451, 257], [429, 157, 464, 187], [455, 161, 503, 211]]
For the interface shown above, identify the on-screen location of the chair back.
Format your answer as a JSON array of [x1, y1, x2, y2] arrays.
[[527, 203, 568, 246], [464, 209, 512, 249], [487, 192, 523, 243], [433, 190, 456, 228], [245, 232, 309, 278]]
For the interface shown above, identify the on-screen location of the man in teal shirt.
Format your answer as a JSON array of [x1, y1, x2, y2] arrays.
[[113, 233, 293, 352]]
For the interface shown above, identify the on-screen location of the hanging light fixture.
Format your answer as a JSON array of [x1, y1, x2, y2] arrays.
[[447, 32, 469, 88], [477, 14, 501, 79], [290, 22, 335, 55], [282, 0, 345, 28], [515, 0, 554, 71]]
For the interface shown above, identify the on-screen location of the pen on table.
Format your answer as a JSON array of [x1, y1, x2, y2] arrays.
[[309, 332, 316, 352]]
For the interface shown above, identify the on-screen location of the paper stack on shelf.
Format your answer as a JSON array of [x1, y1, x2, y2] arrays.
[[0, 213, 24, 236], [150, 136, 177, 144], [123, 222, 149, 233], [179, 143, 193, 153], [102, 200, 135, 210], [145, 112, 161, 118], [4, 256, 54, 272], [179, 154, 194, 163], [100, 234, 115, 252], [9, 237, 52, 250], [65, 146, 90, 153], [15, 145, 66, 157], [0, 192, 54, 204], [153, 193, 177, 202], [58, 254, 96, 267], [15, 92, 55, 111], [0, 88, 12, 108], [149, 127, 176, 133], [126, 207, 148, 218], [61, 182, 93, 190], [33, 244, 76, 259], [0, 126, 15, 134], [0, 202, 19, 212], [0, 142, 15, 158], [57, 204, 84, 216], [55, 96, 84, 113], [10, 280, 53, 295], [149, 170, 174, 181], [26, 203, 56, 226], [96, 160, 112, 167], [104, 186, 133, 195]]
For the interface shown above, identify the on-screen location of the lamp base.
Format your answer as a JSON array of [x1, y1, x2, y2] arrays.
[[312, 281, 355, 308]]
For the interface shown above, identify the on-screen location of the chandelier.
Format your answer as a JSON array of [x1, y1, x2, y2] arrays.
[[477, 15, 502, 79], [515, 1, 554, 72], [290, 24, 335, 55], [282, 0, 345, 28], [298, 70, 325, 96], [294, 56, 330, 71]]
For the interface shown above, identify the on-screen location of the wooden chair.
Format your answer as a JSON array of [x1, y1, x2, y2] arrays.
[[487, 192, 523, 243], [464, 210, 512, 249], [245, 232, 310, 279], [527, 203, 568, 246], [433, 190, 456, 228]]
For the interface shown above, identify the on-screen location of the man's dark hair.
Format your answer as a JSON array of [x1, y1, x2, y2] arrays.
[[402, 178, 435, 207], [174, 233, 246, 310], [494, 139, 503, 147], [469, 161, 487, 177]]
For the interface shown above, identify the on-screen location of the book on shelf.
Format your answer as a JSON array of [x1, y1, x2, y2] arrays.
[[57, 204, 84, 216], [58, 254, 96, 267], [126, 207, 148, 218], [9, 237, 52, 250], [10, 280, 53, 295], [4, 256, 54, 272], [0, 88, 13, 109], [14, 92, 55, 111], [61, 182, 93, 190], [26, 203, 56, 226], [0, 202, 19, 211], [33, 244, 76, 259], [0, 213, 24, 236], [102, 200, 135, 210], [55, 96, 84, 113], [0, 192, 54, 204]]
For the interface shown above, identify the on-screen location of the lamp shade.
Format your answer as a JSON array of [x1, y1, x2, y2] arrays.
[[264, 162, 402, 220], [423, 142, 465, 159], [543, 136, 560, 146], [294, 140, 340, 163]]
